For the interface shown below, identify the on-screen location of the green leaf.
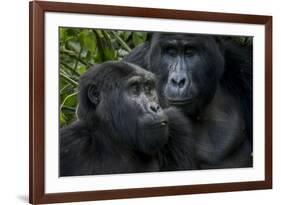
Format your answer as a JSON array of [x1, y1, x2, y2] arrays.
[[60, 92, 78, 111], [59, 28, 67, 43], [95, 30, 104, 38], [110, 31, 131, 52], [66, 28, 81, 36], [120, 31, 132, 41], [132, 32, 147, 46], [60, 72, 79, 86], [104, 47, 117, 60], [66, 38, 81, 53], [79, 30, 97, 53], [60, 112, 66, 125], [77, 65, 87, 75]]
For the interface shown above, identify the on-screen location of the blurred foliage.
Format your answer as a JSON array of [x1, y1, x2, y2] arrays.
[[59, 27, 252, 127], [227, 36, 253, 47]]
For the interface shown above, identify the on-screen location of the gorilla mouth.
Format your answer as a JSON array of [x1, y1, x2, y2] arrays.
[[145, 120, 168, 129], [168, 98, 194, 105]]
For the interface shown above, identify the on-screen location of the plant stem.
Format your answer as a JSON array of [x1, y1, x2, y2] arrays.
[[74, 46, 83, 71], [60, 91, 79, 111], [61, 106, 77, 111], [60, 62, 80, 77], [60, 72, 79, 86], [93, 30, 106, 62], [110, 31, 132, 52], [60, 84, 71, 94], [61, 48, 88, 66]]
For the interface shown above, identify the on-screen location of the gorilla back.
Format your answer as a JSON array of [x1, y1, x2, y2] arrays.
[[60, 61, 196, 176], [123, 33, 253, 169]]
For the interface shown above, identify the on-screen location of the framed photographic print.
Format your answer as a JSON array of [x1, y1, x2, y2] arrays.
[[29, 1, 272, 204]]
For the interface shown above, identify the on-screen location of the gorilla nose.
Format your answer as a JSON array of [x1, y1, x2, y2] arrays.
[[170, 75, 187, 89], [149, 103, 161, 113]]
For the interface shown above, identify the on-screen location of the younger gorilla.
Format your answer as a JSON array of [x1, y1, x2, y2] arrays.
[[60, 61, 196, 176]]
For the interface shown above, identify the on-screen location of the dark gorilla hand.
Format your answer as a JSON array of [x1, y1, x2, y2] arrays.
[[123, 33, 253, 169], [60, 61, 197, 176]]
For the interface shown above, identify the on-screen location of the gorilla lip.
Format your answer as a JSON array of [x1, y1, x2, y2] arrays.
[[145, 120, 168, 128], [168, 98, 194, 105]]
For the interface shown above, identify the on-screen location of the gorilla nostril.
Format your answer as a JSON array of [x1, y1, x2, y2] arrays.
[[150, 105, 157, 113], [156, 105, 160, 111], [150, 104, 160, 113], [179, 79, 186, 88], [171, 77, 186, 88], [171, 78, 177, 86]]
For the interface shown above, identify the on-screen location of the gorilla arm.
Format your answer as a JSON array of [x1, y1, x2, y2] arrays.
[[159, 107, 198, 171]]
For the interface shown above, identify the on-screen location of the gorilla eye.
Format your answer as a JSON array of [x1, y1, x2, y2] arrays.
[[184, 47, 196, 56], [130, 83, 141, 95], [164, 46, 177, 56], [144, 84, 153, 95]]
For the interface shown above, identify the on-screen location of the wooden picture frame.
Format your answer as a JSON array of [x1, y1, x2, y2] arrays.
[[29, 1, 272, 204]]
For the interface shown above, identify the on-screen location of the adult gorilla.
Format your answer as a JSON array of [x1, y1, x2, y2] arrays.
[[60, 61, 196, 176], [123, 33, 253, 169]]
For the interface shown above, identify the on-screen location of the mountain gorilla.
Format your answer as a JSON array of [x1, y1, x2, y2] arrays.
[[60, 61, 196, 176], [123, 33, 253, 169]]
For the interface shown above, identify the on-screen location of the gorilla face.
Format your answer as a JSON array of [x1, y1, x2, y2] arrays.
[[148, 34, 225, 115], [79, 62, 169, 155], [120, 73, 169, 154]]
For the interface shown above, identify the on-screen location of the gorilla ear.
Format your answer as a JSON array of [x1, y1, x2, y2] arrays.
[[88, 83, 100, 106]]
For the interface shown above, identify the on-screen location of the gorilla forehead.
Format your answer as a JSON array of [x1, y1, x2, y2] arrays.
[[153, 33, 214, 44], [130, 63, 155, 80], [103, 61, 154, 81], [80, 61, 155, 88]]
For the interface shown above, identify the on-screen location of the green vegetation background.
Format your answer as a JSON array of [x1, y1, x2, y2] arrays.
[[59, 27, 252, 127]]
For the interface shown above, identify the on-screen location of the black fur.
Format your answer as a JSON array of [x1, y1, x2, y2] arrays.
[[60, 61, 197, 176], [123, 33, 253, 169]]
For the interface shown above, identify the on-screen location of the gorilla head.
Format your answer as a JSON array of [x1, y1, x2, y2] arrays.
[[77, 61, 169, 155], [147, 33, 225, 115]]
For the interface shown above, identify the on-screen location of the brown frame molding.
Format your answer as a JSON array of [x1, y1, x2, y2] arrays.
[[29, 1, 272, 204]]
